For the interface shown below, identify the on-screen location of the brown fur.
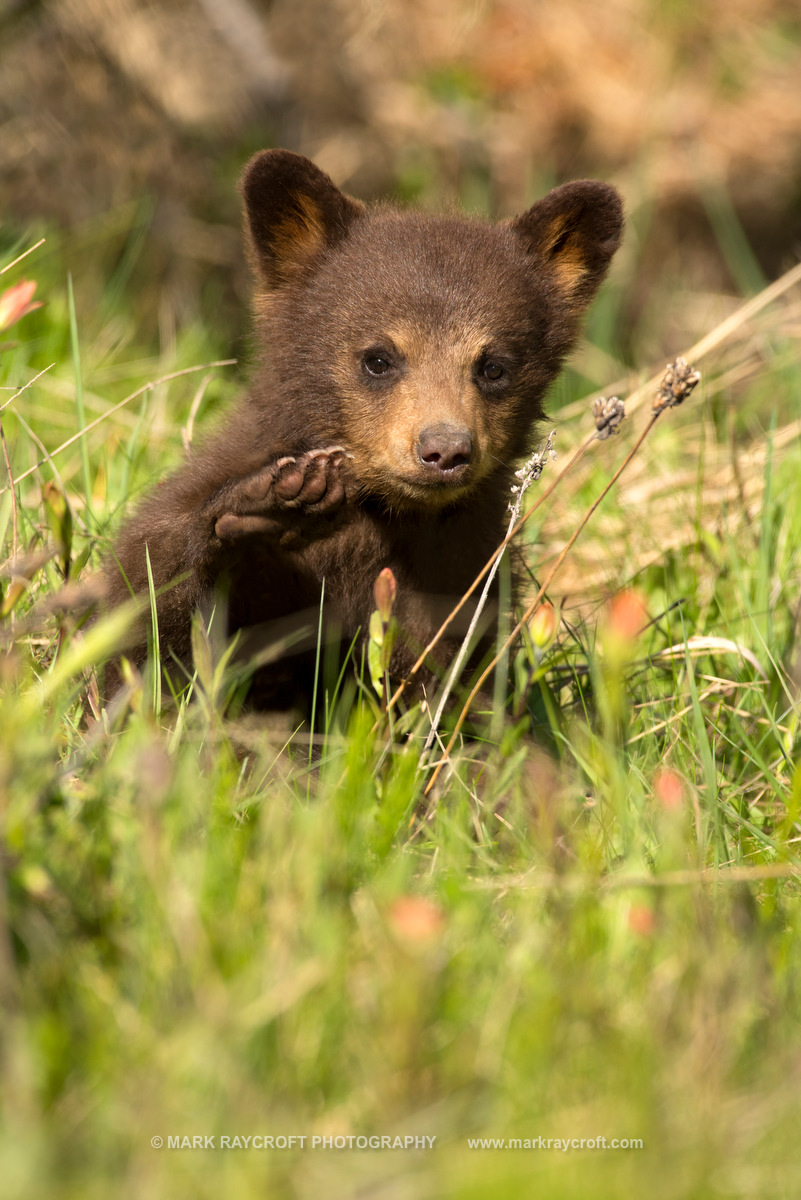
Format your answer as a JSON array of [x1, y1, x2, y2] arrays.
[[105, 150, 623, 710]]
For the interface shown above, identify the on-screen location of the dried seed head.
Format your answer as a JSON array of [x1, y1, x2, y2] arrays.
[[593, 395, 625, 440], [652, 357, 701, 413], [509, 431, 557, 510], [522, 429, 557, 483]]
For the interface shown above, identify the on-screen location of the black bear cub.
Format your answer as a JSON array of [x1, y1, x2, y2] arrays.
[[106, 150, 623, 708]]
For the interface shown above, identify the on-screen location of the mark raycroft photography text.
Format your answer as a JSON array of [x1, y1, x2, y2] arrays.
[[466, 1136, 644, 1151], [150, 1135, 437, 1151]]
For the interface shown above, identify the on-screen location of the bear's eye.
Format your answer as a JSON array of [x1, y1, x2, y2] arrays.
[[362, 352, 394, 377], [482, 361, 505, 381]]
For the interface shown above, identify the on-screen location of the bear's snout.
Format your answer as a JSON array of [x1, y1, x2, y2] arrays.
[[416, 423, 473, 476]]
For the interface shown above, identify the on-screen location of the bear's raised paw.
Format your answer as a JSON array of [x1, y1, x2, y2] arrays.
[[214, 446, 351, 541]]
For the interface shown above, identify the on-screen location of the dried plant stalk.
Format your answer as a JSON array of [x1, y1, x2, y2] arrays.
[[423, 356, 701, 796], [421, 433, 556, 755], [0, 360, 237, 497], [387, 423, 604, 716]]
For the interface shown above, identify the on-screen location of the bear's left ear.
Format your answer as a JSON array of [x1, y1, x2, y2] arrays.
[[511, 181, 624, 309], [240, 149, 366, 288]]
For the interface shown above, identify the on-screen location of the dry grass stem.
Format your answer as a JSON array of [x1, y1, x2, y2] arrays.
[[0, 360, 237, 498], [471, 862, 801, 893], [0, 417, 18, 562], [424, 408, 667, 795], [394, 330, 711, 727], [387, 426, 600, 715], [421, 433, 557, 754], [558, 257, 801, 425], [181, 373, 213, 452], [0, 364, 56, 416], [543, 407, 801, 609], [625, 685, 786, 747], [0, 238, 46, 277], [656, 635, 768, 680], [11, 410, 71, 506]]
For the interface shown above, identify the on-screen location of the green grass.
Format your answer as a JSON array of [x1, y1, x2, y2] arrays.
[[1, 214, 801, 1200]]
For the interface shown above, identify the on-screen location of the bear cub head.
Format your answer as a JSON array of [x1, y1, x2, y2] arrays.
[[241, 150, 623, 512]]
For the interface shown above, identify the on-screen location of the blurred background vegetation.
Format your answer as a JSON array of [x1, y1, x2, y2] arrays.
[[3, 6, 801, 1199], [2, 0, 801, 358]]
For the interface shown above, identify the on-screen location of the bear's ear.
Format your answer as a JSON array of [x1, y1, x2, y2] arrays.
[[511, 181, 624, 309], [240, 150, 365, 287]]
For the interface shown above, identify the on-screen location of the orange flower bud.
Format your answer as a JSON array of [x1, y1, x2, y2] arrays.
[[0, 279, 42, 332], [529, 602, 557, 650], [627, 904, 655, 936], [605, 590, 648, 643], [387, 896, 445, 944], [654, 768, 684, 811], [373, 567, 397, 623]]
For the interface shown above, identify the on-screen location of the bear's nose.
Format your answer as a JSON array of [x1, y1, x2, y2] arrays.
[[416, 424, 473, 474]]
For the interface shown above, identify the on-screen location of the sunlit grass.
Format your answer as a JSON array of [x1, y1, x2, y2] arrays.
[[1, 206, 800, 1200]]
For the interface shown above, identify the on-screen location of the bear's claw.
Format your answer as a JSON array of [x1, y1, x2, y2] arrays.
[[214, 446, 350, 541]]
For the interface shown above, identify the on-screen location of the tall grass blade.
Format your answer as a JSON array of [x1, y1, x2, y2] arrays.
[[67, 272, 93, 522]]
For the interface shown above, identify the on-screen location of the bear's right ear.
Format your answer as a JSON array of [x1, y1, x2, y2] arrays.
[[511, 180, 624, 312], [240, 150, 365, 288]]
